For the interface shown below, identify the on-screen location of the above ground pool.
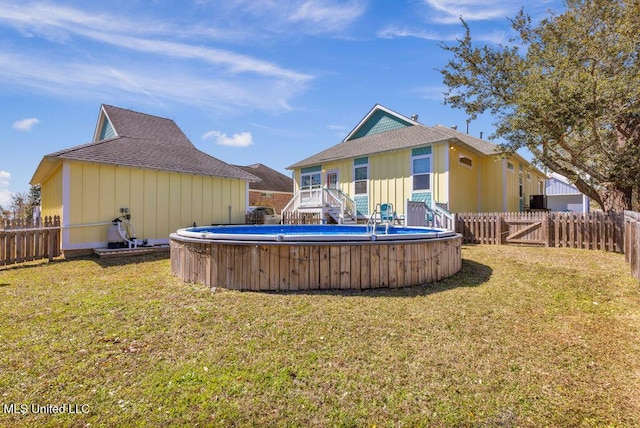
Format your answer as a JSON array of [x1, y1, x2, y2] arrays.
[[170, 224, 462, 291], [175, 224, 458, 242]]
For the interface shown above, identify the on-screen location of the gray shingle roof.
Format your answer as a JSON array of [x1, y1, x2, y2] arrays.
[[101, 104, 194, 147], [432, 125, 499, 155], [236, 164, 293, 193], [287, 125, 454, 169], [31, 105, 258, 184]]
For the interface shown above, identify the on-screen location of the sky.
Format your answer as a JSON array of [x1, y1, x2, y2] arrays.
[[0, 0, 564, 208]]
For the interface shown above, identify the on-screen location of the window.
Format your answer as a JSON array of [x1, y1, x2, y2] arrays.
[[526, 172, 531, 182], [412, 147, 431, 191], [301, 166, 321, 189], [459, 155, 473, 168], [507, 161, 515, 172], [354, 157, 368, 195]]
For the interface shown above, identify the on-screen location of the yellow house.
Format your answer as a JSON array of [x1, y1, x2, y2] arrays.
[[286, 104, 545, 222], [30, 104, 258, 257]]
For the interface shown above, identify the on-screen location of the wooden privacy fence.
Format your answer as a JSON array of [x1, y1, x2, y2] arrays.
[[0, 216, 61, 265], [456, 211, 624, 253]]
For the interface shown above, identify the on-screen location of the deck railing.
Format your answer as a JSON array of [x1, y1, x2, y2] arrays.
[[282, 187, 357, 223]]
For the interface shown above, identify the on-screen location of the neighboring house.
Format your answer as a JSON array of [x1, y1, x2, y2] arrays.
[[545, 172, 590, 212], [235, 163, 294, 212], [286, 104, 545, 222], [30, 104, 258, 257]]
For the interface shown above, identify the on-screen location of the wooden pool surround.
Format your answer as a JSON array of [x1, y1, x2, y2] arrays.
[[170, 234, 463, 291]]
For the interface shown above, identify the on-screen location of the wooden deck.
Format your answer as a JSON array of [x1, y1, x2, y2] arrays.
[[93, 245, 170, 258]]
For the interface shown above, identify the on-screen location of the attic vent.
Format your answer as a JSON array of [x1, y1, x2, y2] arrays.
[[459, 156, 473, 168]]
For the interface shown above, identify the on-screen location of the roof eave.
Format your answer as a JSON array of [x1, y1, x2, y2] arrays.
[[287, 137, 453, 170], [30, 156, 63, 185]]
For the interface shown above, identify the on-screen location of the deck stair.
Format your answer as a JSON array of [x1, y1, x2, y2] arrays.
[[326, 206, 357, 224], [283, 187, 358, 224]]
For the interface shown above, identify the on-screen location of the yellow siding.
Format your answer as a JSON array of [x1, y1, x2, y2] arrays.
[[432, 143, 448, 208], [447, 145, 483, 212], [192, 175, 203, 225], [156, 171, 170, 236], [479, 157, 504, 212], [211, 178, 223, 221], [504, 159, 519, 211], [368, 150, 411, 215], [290, 142, 545, 216], [114, 166, 131, 213], [524, 169, 545, 200], [41, 165, 63, 219], [143, 170, 158, 238], [201, 177, 213, 225], [322, 159, 353, 194], [68, 162, 84, 244], [63, 162, 247, 247], [99, 165, 116, 221], [168, 173, 181, 231]]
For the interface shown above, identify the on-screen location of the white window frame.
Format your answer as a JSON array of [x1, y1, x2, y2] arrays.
[[411, 153, 432, 191], [300, 170, 321, 190], [353, 161, 368, 195], [506, 161, 515, 173]]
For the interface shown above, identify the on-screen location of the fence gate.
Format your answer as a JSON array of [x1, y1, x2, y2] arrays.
[[501, 213, 547, 246]]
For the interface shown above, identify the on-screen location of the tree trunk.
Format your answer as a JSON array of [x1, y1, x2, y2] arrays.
[[599, 184, 632, 212]]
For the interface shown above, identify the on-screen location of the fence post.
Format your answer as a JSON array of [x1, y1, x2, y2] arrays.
[[635, 223, 640, 280], [543, 213, 549, 247], [496, 214, 503, 245]]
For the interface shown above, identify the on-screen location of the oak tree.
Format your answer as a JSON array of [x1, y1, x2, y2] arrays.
[[440, 0, 640, 211]]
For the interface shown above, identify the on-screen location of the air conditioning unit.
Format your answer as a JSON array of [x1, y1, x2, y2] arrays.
[[529, 195, 547, 210]]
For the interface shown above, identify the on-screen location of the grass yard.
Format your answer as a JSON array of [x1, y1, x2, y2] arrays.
[[1, 245, 639, 427]]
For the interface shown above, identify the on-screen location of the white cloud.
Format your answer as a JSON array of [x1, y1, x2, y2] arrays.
[[194, 0, 366, 35], [377, 25, 451, 41], [0, 171, 12, 208], [287, 0, 366, 33], [0, 50, 306, 113], [0, 170, 10, 186], [0, 2, 310, 82], [203, 131, 254, 147], [0, 2, 313, 113], [422, 0, 518, 24], [378, 25, 509, 45], [12, 117, 39, 131]]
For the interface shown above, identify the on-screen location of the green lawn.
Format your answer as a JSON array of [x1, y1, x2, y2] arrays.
[[1, 246, 639, 427]]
